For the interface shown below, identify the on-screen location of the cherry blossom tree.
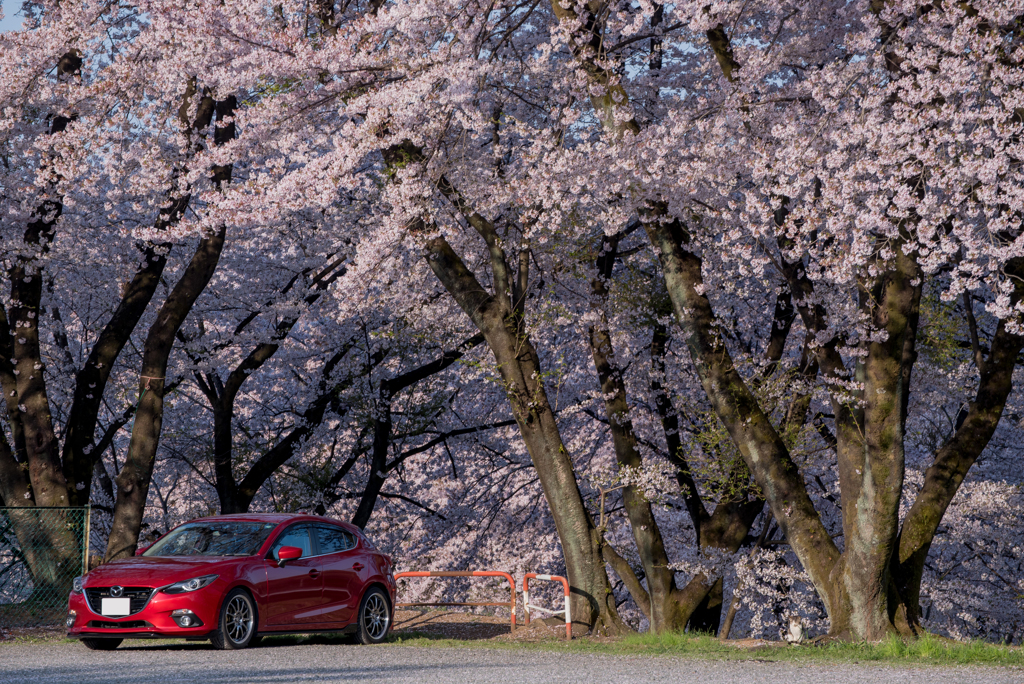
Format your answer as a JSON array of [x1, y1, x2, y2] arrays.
[[3, 0, 1024, 644]]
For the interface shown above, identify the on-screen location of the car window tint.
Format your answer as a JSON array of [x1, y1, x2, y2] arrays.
[[143, 522, 277, 557], [314, 525, 355, 555], [271, 525, 312, 559]]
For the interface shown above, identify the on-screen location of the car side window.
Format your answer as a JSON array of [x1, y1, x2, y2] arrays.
[[314, 525, 355, 555], [270, 525, 313, 560]]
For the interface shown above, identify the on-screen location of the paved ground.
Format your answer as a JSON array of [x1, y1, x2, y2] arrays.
[[0, 641, 1021, 684]]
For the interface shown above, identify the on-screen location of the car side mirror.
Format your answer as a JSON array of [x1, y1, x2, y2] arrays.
[[276, 545, 302, 567]]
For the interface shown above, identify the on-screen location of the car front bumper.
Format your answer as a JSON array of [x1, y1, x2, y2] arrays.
[[66, 585, 223, 639]]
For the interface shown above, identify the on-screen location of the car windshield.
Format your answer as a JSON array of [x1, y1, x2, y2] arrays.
[[143, 522, 278, 557]]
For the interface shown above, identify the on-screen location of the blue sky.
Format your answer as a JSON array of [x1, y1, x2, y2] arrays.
[[1, 0, 23, 32]]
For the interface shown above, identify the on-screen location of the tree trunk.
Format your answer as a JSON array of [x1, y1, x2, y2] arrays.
[[63, 244, 169, 505], [644, 217, 845, 624], [586, 233, 686, 631], [425, 234, 626, 634], [195, 259, 346, 514], [0, 107, 81, 596], [687, 579, 724, 634], [828, 247, 920, 640], [211, 399, 241, 514], [894, 260, 1024, 629], [105, 227, 227, 561], [351, 390, 390, 529], [588, 236, 763, 633], [105, 92, 233, 560]]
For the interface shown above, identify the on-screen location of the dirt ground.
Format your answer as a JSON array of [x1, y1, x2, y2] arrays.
[[391, 608, 577, 642]]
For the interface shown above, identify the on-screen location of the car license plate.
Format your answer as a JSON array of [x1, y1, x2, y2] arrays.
[[101, 598, 131, 616]]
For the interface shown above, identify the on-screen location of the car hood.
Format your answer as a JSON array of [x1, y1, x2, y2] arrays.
[[83, 556, 240, 588]]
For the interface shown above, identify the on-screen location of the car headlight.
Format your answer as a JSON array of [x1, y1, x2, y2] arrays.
[[161, 574, 219, 594], [71, 576, 84, 594]]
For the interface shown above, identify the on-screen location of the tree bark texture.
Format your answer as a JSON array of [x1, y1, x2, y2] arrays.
[[644, 217, 844, 624], [425, 234, 626, 634], [105, 226, 226, 561], [894, 259, 1024, 628], [0, 57, 83, 594], [587, 236, 686, 631]]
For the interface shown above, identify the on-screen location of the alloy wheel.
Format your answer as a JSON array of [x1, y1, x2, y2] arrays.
[[225, 595, 254, 644], [363, 593, 389, 640]]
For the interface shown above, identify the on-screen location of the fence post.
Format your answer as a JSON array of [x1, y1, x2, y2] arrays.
[[82, 505, 91, 573], [522, 573, 571, 639]]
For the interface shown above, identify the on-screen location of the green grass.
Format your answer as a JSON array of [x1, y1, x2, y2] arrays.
[[386, 630, 1024, 667], [4, 625, 1020, 667]]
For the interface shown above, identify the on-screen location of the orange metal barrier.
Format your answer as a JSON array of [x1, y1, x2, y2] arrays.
[[523, 573, 571, 639], [394, 570, 517, 631]]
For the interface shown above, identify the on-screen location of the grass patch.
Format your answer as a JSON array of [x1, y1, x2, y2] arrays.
[[386, 630, 1024, 667], [4, 624, 1019, 667]]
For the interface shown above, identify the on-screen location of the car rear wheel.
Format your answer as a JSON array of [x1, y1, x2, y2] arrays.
[[211, 588, 257, 650], [355, 587, 390, 644], [81, 638, 122, 651]]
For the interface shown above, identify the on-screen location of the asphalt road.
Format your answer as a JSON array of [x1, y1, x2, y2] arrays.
[[1, 641, 1021, 684]]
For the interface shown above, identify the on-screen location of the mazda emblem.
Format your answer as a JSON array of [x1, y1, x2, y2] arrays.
[[109, 586, 123, 598]]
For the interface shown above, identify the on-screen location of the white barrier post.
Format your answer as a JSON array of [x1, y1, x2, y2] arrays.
[[523, 573, 571, 640]]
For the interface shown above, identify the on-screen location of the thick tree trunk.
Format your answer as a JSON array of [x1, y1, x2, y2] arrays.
[[0, 83, 82, 594], [650, 290, 810, 636], [105, 227, 227, 561], [588, 238, 767, 633], [106, 92, 233, 560], [587, 234, 686, 631], [644, 217, 844, 624], [894, 261, 1024, 628], [63, 244, 169, 505], [8, 134, 71, 510], [545, 0, 1011, 640], [827, 248, 920, 640], [425, 235, 626, 634]]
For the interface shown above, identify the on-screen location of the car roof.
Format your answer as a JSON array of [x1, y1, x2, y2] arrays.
[[183, 512, 361, 534]]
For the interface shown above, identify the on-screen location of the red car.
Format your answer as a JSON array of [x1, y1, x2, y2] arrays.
[[66, 513, 396, 650]]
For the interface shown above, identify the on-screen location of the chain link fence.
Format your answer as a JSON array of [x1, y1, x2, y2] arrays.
[[0, 506, 90, 628]]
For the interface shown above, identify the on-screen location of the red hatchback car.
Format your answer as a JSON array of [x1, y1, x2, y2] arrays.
[[66, 513, 396, 650]]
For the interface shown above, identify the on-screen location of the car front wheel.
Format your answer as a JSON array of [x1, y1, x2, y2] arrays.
[[355, 587, 390, 644], [211, 588, 257, 650]]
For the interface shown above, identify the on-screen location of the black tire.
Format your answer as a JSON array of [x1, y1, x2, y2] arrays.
[[210, 588, 258, 650], [81, 638, 122, 651], [355, 587, 391, 645]]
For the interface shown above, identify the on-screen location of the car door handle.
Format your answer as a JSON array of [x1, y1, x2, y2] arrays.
[[309, 569, 321, 579], [352, 563, 364, 571]]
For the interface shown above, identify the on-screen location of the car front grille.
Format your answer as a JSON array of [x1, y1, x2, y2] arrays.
[[84, 587, 155, 617]]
